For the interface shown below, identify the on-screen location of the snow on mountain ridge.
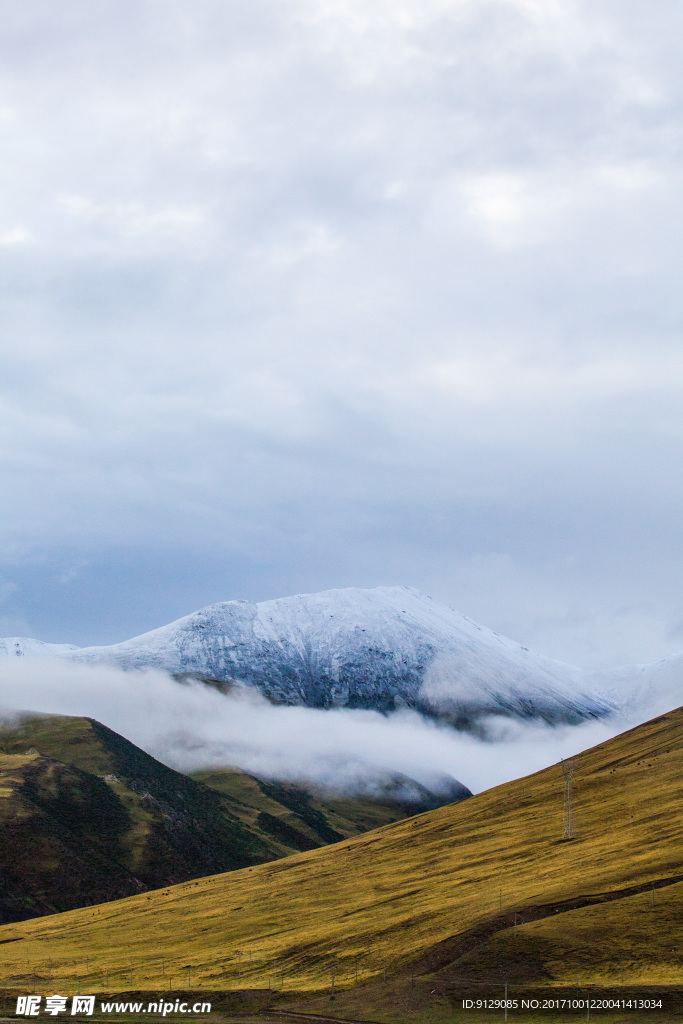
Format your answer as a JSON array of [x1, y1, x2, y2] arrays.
[[5, 585, 619, 727], [0, 638, 81, 658]]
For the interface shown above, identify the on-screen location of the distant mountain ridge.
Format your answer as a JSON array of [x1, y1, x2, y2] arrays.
[[0, 586, 621, 727], [0, 637, 79, 658]]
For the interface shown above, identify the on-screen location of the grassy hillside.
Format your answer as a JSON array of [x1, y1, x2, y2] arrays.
[[0, 716, 283, 923], [0, 713, 456, 926], [192, 768, 445, 848], [0, 705, 680, 1004]]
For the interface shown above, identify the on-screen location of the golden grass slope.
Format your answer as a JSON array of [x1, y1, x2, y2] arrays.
[[0, 707, 681, 993], [452, 877, 683, 988]]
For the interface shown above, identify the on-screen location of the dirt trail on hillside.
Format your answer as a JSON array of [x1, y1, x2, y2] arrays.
[[409, 871, 683, 975]]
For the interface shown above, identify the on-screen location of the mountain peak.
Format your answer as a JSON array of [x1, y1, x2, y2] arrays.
[[0, 586, 616, 728]]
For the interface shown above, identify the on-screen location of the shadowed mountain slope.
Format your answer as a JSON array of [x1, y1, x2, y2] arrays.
[[2, 704, 680, 992]]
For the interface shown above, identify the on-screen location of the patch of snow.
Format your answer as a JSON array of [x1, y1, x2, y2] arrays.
[[0, 638, 81, 658]]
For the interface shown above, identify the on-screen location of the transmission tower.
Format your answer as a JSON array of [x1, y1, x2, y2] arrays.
[[561, 759, 576, 840]]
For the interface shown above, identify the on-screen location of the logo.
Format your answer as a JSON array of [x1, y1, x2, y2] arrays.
[[16, 996, 95, 1016]]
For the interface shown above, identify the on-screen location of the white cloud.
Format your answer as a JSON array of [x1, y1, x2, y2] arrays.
[[0, 659, 655, 794], [0, 227, 32, 246], [460, 173, 539, 245], [59, 195, 204, 239], [263, 220, 339, 269]]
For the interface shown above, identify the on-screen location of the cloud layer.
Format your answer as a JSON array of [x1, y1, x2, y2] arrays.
[[0, 659, 669, 796], [1, 2, 683, 666]]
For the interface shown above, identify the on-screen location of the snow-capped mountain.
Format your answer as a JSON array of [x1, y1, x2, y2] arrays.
[[0, 586, 619, 727]]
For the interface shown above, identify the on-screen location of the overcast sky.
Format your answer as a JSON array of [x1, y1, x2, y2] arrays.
[[2, 0, 683, 668]]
